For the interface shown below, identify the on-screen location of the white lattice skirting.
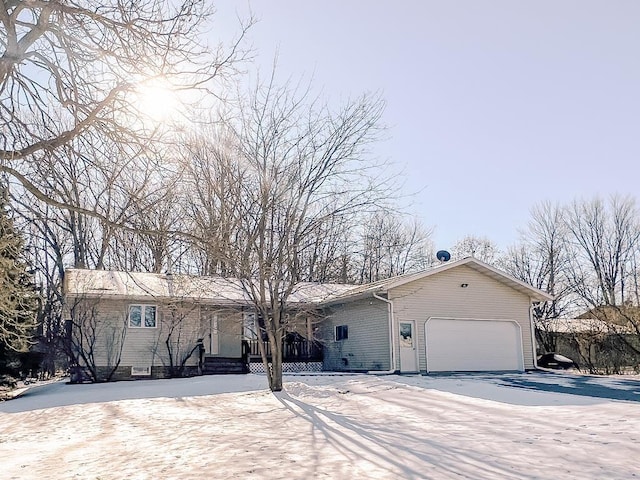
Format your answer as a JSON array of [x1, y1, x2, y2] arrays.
[[249, 362, 323, 374]]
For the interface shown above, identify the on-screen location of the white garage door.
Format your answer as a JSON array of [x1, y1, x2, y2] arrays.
[[425, 318, 524, 372]]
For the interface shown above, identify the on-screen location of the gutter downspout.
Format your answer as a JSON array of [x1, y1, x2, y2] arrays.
[[530, 301, 539, 370], [373, 293, 397, 374]]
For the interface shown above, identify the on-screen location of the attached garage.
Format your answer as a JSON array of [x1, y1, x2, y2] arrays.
[[321, 257, 553, 374], [425, 318, 524, 372]]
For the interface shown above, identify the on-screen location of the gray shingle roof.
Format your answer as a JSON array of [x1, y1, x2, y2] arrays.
[[64, 269, 354, 305], [64, 257, 552, 307]]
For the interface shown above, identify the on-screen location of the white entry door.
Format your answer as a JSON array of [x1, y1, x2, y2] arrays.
[[399, 321, 418, 372]]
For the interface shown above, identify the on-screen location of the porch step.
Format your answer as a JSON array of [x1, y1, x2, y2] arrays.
[[202, 356, 248, 375]]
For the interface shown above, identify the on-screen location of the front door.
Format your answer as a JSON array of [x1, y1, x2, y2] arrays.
[[399, 321, 418, 372]]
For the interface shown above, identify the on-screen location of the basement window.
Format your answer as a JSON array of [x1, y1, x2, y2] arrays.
[[335, 325, 349, 341], [129, 305, 157, 328]]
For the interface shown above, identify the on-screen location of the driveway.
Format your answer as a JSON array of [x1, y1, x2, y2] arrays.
[[492, 371, 640, 402]]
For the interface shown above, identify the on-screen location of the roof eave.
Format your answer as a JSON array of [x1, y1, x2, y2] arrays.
[[64, 292, 249, 307], [322, 257, 554, 305], [318, 288, 385, 307]]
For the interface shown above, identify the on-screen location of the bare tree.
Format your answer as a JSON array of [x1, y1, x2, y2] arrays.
[[14, 200, 68, 377], [502, 201, 574, 352], [150, 302, 202, 378], [506, 195, 640, 372], [108, 174, 186, 274], [199, 77, 389, 391], [0, 0, 249, 376], [629, 248, 640, 306], [566, 196, 640, 307], [357, 212, 433, 283], [180, 128, 247, 276], [1, 0, 249, 225], [451, 235, 500, 264], [66, 297, 126, 383], [296, 213, 354, 283]]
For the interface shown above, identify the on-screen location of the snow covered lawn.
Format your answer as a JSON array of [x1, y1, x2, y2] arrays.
[[1, 373, 639, 479]]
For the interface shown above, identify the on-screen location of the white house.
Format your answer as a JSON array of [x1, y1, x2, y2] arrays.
[[63, 257, 551, 381]]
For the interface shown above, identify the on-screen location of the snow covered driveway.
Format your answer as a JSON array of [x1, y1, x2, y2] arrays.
[[1, 372, 639, 479]]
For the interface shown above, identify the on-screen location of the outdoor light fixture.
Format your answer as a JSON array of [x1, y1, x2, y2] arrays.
[[460, 283, 469, 288]]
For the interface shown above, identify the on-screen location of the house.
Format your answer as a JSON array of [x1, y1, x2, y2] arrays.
[[63, 257, 551, 381], [542, 315, 640, 373], [319, 257, 552, 373], [63, 269, 350, 381]]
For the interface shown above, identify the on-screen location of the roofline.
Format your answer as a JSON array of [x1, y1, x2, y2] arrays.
[[386, 257, 554, 302], [63, 292, 249, 307], [319, 289, 386, 307], [64, 291, 322, 308], [320, 257, 554, 305], [64, 259, 554, 307]]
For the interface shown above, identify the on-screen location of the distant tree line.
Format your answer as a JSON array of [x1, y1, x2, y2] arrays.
[[4, 1, 636, 387], [0, 1, 433, 389], [4, 81, 434, 388], [452, 196, 640, 373]]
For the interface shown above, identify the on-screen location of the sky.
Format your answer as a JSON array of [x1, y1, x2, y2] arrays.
[[2, 373, 640, 478], [213, 1, 640, 252]]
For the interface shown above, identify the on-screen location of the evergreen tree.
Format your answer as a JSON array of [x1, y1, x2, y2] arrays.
[[0, 190, 39, 354]]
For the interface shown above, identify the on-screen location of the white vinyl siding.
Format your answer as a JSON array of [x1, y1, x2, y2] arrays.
[[68, 300, 243, 369], [321, 298, 390, 372], [389, 264, 535, 372], [125, 303, 201, 367]]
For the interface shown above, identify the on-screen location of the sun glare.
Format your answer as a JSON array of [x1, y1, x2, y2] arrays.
[[136, 78, 180, 122]]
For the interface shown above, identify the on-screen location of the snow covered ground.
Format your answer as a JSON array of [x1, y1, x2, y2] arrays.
[[1, 372, 639, 479]]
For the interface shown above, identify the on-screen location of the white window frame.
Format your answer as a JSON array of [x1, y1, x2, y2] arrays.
[[335, 325, 349, 341], [131, 366, 152, 376], [128, 304, 157, 329]]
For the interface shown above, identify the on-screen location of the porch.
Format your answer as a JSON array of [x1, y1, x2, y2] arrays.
[[201, 336, 324, 375], [246, 336, 323, 363]]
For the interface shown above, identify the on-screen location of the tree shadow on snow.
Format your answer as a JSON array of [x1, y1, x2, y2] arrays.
[[273, 391, 526, 479]]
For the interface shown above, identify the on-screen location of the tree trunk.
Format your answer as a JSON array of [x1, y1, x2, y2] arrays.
[[268, 340, 283, 392], [264, 323, 283, 392]]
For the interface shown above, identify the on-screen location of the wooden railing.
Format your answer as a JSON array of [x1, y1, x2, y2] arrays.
[[247, 338, 323, 362]]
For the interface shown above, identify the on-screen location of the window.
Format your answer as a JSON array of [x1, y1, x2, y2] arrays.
[[335, 325, 348, 341], [243, 313, 257, 340], [399, 322, 413, 348], [131, 366, 151, 376], [129, 305, 157, 328]]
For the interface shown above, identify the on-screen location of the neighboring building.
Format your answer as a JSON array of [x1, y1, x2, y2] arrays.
[[63, 257, 552, 381], [543, 316, 640, 373]]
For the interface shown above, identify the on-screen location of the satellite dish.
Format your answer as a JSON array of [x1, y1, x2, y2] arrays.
[[436, 250, 451, 262]]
